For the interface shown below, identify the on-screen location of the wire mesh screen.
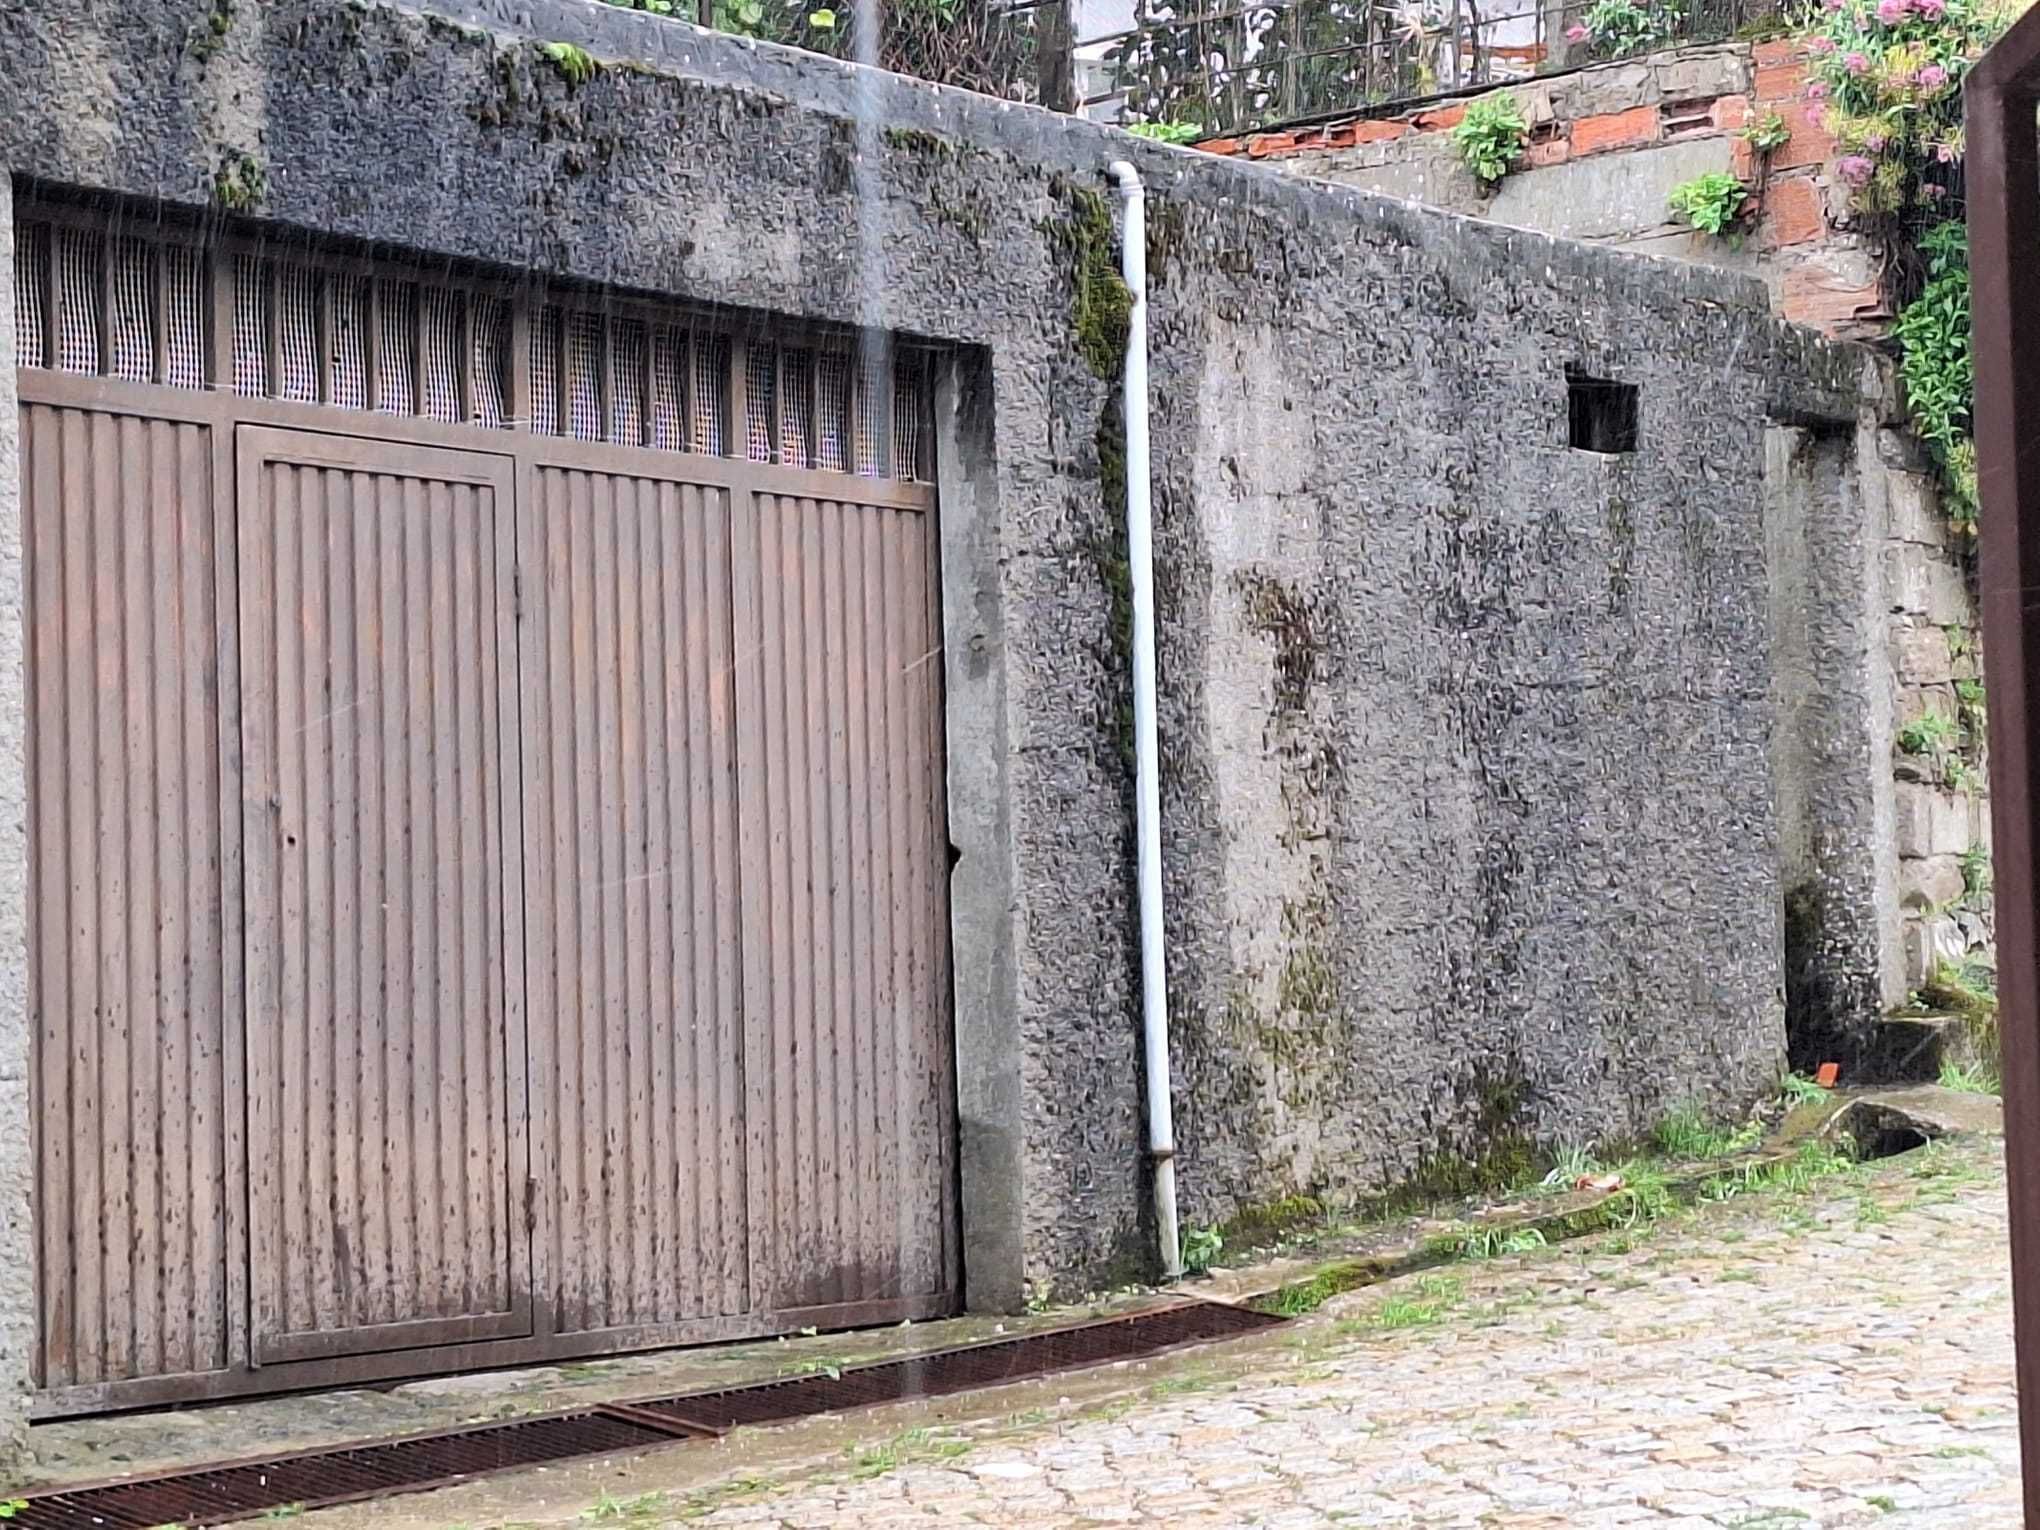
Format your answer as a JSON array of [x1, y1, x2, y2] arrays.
[[329, 275, 371, 411], [611, 317, 648, 446], [233, 255, 270, 398], [692, 335, 728, 457], [472, 296, 510, 428], [108, 240, 154, 384], [376, 279, 417, 417], [163, 246, 207, 390], [421, 287, 464, 424], [13, 223, 47, 371], [744, 345, 777, 464], [57, 229, 101, 378], [278, 266, 321, 404]]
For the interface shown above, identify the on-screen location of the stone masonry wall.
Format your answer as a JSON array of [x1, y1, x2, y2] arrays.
[[1197, 39, 1888, 339], [0, 0, 1879, 1355]]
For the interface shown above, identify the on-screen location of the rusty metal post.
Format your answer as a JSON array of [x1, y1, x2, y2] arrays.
[[1969, 8, 2040, 1522], [1036, 0, 1076, 114]]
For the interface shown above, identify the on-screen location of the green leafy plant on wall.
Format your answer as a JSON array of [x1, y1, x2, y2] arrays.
[[1893, 221, 1978, 530], [1741, 109, 1793, 154], [1564, 0, 1684, 55], [1451, 94, 1528, 188], [1126, 120, 1206, 144], [1667, 172, 1751, 237], [1180, 1223, 1224, 1274]]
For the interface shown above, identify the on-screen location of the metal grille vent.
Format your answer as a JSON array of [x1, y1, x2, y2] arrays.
[[14, 223, 47, 370], [12, 204, 932, 479]]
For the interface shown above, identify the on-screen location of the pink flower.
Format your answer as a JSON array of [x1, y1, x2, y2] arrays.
[[1864, 131, 1887, 151], [1917, 0, 1946, 16], [1875, 0, 1908, 22], [1565, 21, 1590, 39], [1808, 34, 1836, 50], [1918, 62, 1949, 88], [1837, 153, 1876, 184], [1924, 182, 1948, 199], [1935, 139, 1958, 161], [1844, 50, 1871, 72], [1807, 79, 1831, 97]]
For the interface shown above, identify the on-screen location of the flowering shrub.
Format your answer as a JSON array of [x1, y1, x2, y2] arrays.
[[1803, 0, 2024, 220], [1804, 0, 2026, 527]]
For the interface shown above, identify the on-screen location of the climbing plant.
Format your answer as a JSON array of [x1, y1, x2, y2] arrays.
[[1801, 0, 2030, 525]]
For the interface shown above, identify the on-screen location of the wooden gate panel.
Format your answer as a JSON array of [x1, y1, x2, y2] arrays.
[[733, 491, 956, 1314], [522, 463, 748, 1334], [24, 403, 232, 1389], [238, 428, 528, 1364]]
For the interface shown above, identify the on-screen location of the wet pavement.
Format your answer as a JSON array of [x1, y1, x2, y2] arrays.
[[270, 1130, 2021, 1530]]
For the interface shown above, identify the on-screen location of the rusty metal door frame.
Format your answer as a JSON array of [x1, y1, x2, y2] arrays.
[[17, 204, 962, 1418], [1967, 8, 2040, 1522]]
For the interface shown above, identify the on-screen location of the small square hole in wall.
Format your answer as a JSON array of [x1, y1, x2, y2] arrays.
[[1568, 370, 1639, 454]]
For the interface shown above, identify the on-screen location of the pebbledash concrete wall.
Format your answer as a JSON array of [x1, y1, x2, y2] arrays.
[[1198, 36, 1997, 1027], [0, 0, 1896, 1455]]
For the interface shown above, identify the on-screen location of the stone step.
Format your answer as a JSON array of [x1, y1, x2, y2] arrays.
[[1862, 1011, 1996, 1085]]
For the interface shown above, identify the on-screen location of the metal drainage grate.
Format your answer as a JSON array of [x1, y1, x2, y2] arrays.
[[13, 1301, 1283, 1528]]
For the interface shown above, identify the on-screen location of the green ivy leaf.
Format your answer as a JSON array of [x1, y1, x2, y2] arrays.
[[808, 7, 837, 24]]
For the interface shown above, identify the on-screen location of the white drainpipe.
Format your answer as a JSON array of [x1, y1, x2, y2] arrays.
[[1105, 160, 1182, 1282]]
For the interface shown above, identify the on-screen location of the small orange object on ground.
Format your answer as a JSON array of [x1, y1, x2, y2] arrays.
[[1815, 1062, 1840, 1089]]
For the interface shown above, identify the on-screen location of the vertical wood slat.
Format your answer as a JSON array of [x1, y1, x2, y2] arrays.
[[521, 463, 746, 1331], [26, 403, 230, 1389], [237, 429, 527, 1363]]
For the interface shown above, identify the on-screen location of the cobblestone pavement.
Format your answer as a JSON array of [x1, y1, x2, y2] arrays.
[[641, 1136, 2020, 1530]]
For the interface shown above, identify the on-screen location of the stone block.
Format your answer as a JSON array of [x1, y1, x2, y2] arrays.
[[1901, 918, 1969, 991], [1892, 622, 1954, 685], [1487, 135, 1732, 239], [1894, 781, 1971, 858], [1573, 106, 1662, 154], [1898, 854, 1966, 910], [1885, 466, 1945, 546], [1547, 61, 1661, 117], [1884, 541, 1969, 625], [1653, 46, 1751, 101]]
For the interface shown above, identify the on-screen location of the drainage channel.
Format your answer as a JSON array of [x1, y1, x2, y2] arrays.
[[14, 1300, 1284, 1528]]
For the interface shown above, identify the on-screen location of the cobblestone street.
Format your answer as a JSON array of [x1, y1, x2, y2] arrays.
[[418, 1135, 2020, 1530]]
